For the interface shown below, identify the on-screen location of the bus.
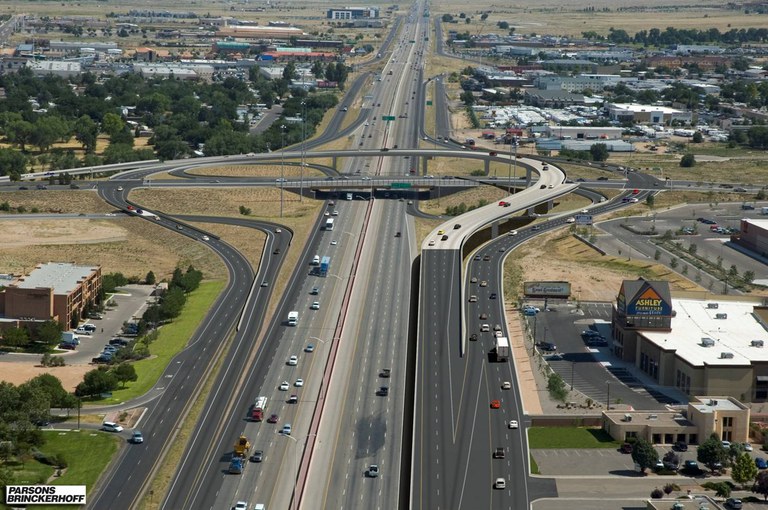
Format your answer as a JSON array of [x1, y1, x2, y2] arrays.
[[251, 396, 267, 421], [325, 218, 334, 230], [287, 311, 298, 326]]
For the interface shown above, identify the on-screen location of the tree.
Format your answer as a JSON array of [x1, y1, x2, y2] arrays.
[[145, 271, 156, 285], [732, 452, 759, 488], [101, 112, 125, 138], [460, 91, 475, 106], [498, 21, 509, 29], [697, 434, 728, 471], [112, 363, 137, 388], [35, 320, 62, 347], [589, 143, 609, 161], [73, 115, 99, 153], [1, 327, 28, 347], [631, 438, 659, 473], [547, 372, 568, 402], [282, 63, 297, 81], [680, 154, 696, 167], [744, 270, 755, 284], [692, 131, 703, 143], [75, 368, 118, 397], [753, 470, 768, 500], [645, 195, 655, 208]]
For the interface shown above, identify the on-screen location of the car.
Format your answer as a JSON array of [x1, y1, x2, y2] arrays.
[[620, 442, 633, 454], [743, 442, 753, 452], [287, 356, 298, 366], [632, 189, 639, 195], [305, 344, 315, 353], [102, 421, 123, 433], [18, 186, 28, 190], [273, 248, 281, 255], [674, 441, 688, 452], [380, 368, 391, 378], [756, 457, 767, 469], [453, 224, 461, 230], [470, 333, 478, 341], [295, 379, 304, 387], [493, 447, 505, 459], [725, 498, 743, 509], [428, 240, 435, 246], [310, 301, 320, 310], [279, 381, 290, 391], [501, 381, 511, 390], [324, 211, 330, 216], [508, 230, 518, 236], [441, 235, 448, 241], [275, 228, 282, 233], [479, 313, 488, 320], [267, 414, 279, 423], [394, 232, 401, 238], [287, 394, 298, 404], [566, 217, 575, 223], [202, 235, 210, 241], [58, 342, 76, 350], [70, 183, 80, 189], [176, 225, 183, 230], [310, 287, 319, 295], [722, 440, 732, 448], [437, 229, 445, 235], [538, 342, 557, 352], [366, 464, 380, 478], [470, 277, 478, 283], [480, 280, 488, 287], [483, 255, 491, 261], [281, 424, 292, 435], [548, 184, 554, 189], [490, 399, 501, 409], [376, 386, 389, 396], [117, 186, 124, 191], [260, 281, 268, 287], [523, 305, 541, 313], [531, 225, 542, 231], [481, 324, 490, 332], [597, 176, 609, 181], [494, 478, 506, 489], [683, 460, 700, 474], [234, 502, 248, 510], [489, 293, 497, 299], [508, 420, 519, 429], [250, 450, 264, 463], [469, 295, 478, 303], [130, 431, 144, 444]]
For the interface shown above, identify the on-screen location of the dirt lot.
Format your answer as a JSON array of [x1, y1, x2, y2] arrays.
[[0, 363, 91, 392]]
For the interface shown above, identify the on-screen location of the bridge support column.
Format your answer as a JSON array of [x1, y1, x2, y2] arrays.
[[491, 221, 499, 238], [526, 168, 533, 187], [421, 156, 428, 175], [546, 199, 554, 212], [484, 159, 490, 176], [332, 156, 338, 171]]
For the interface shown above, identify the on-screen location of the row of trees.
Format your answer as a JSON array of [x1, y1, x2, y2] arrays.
[[74, 363, 137, 397], [583, 26, 768, 46], [0, 320, 62, 351]]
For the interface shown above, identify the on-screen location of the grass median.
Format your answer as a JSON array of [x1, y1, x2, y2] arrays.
[[87, 280, 226, 405], [528, 427, 620, 449]]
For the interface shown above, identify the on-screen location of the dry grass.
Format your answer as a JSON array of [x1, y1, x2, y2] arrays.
[[183, 163, 326, 179], [419, 184, 509, 216], [0, 190, 116, 214]]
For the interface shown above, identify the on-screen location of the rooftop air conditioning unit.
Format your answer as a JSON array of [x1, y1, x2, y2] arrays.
[[707, 303, 719, 309], [715, 313, 728, 319], [701, 337, 715, 347], [752, 340, 764, 348], [720, 352, 734, 359]]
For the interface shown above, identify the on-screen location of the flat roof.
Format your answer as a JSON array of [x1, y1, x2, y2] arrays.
[[690, 397, 743, 413], [15, 262, 98, 295], [745, 218, 768, 229], [642, 299, 768, 367], [609, 102, 682, 114]]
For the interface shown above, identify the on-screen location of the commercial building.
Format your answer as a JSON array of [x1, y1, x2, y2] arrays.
[[606, 103, 692, 125], [611, 279, 768, 403], [326, 7, 380, 20], [734, 218, 768, 258], [0, 262, 102, 330], [603, 396, 750, 446], [216, 25, 305, 41], [26, 60, 82, 79]]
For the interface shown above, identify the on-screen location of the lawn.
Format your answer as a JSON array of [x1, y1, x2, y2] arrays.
[[528, 427, 620, 449], [85, 280, 226, 405], [10, 430, 118, 509]]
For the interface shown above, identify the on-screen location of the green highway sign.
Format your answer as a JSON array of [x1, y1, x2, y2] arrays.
[[383, 115, 396, 121], [426, 100, 433, 106], [391, 182, 412, 189]]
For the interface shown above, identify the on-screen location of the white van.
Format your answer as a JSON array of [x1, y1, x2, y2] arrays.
[[346, 193, 353, 201], [287, 311, 298, 326], [311, 255, 320, 266]]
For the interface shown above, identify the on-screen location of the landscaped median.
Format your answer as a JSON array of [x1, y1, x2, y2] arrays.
[[86, 280, 226, 405]]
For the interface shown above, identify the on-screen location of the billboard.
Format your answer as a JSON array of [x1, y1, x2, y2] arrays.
[[575, 214, 593, 225], [524, 281, 571, 298], [626, 286, 671, 316]]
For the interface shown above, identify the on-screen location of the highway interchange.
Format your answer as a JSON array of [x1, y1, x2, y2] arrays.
[[1, 2, 756, 510]]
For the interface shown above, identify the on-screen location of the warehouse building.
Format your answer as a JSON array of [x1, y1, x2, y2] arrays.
[[611, 279, 768, 402], [735, 218, 768, 258], [0, 262, 102, 330], [326, 7, 380, 20]]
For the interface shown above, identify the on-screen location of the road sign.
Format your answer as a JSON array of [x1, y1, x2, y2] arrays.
[[426, 100, 433, 106], [383, 115, 396, 121], [391, 183, 411, 189], [575, 214, 593, 225]]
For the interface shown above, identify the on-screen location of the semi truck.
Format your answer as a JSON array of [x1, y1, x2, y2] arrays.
[[319, 256, 331, 277], [229, 434, 250, 474], [251, 396, 267, 421], [495, 337, 510, 361], [228, 456, 245, 474], [234, 434, 251, 456], [325, 218, 335, 230]]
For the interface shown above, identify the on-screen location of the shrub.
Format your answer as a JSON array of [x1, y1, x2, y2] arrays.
[[650, 488, 663, 499]]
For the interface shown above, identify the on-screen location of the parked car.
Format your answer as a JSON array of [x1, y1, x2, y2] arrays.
[[725, 498, 743, 509], [756, 457, 768, 470], [683, 460, 701, 474], [674, 441, 688, 452]]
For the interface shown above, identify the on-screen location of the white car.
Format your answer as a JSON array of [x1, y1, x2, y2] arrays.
[[295, 378, 304, 387], [502, 381, 511, 390], [287, 355, 298, 366], [428, 240, 435, 246], [234, 502, 247, 510], [310, 302, 320, 310], [494, 478, 506, 489], [508, 230, 518, 236], [201, 235, 210, 241], [279, 381, 290, 391], [332, 211, 339, 216], [744, 442, 753, 452], [565, 217, 575, 224], [101, 421, 124, 433], [275, 228, 282, 233], [508, 420, 519, 429], [330, 240, 338, 245], [324, 211, 330, 216], [116, 186, 124, 191]]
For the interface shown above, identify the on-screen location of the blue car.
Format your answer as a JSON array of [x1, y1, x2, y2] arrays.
[[756, 457, 767, 469]]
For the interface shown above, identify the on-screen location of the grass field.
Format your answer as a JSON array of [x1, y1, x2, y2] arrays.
[[11, 430, 118, 508], [528, 427, 619, 449], [86, 280, 225, 405]]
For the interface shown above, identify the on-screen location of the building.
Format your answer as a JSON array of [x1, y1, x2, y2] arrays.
[[607, 103, 691, 125], [0, 262, 102, 330], [216, 25, 305, 41], [734, 218, 768, 258], [535, 74, 628, 92], [611, 279, 768, 402], [544, 126, 623, 140], [326, 7, 380, 20], [524, 89, 585, 107], [26, 60, 82, 79], [603, 396, 750, 446], [134, 63, 211, 81]]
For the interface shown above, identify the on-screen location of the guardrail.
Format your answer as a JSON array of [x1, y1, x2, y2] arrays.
[[0, 160, 161, 183]]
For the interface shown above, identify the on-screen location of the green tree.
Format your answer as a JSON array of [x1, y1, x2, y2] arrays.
[[1, 327, 28, 347], [743, 270, 755, 284], [75, 368, 118, 397], [654, 249, 661, 260], [73, 115, 99, 153], [111, 363, 137, 388], [101, 112, 125, 138], [547, 372, 568, 402], [631, 438, 659, 473], [145, 271, 156, 285], [680, 154, 696, 167], [753, 470, 768, 500], [459, 91, 475, 106], [732, 452, 759, 488], [589, 143, 609, 161], [31, 116, 70, 152], [5, 119, 34, 152], [35, 320, 62, 347], [0, 148, 27, 179], [697, 434, 728, 471], [282, 63, 297, 81], [692, 131, 703, 143], [645, 195, 655, 208]]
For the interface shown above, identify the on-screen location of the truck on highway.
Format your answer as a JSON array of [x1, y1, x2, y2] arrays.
[[325, 218, 335, 230], [319, 256, 330, 277], [228, 455, 245, 474], [287, 311, 298, 326], [495, 337, 510, 361], [761, 207, 768, 215], [229, 434, 250, 474], [251, 396, 267, 421]]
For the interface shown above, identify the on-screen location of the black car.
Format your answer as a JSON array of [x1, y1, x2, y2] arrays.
[[379, 369, 391, 378], [489, 293, 497, 299], [538, 342, 557, 352], [376, 386, 389, 396], [674, 441, 688, 452], [18, 186, 28, 190]]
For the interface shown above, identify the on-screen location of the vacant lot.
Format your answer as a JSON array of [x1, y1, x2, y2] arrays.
[[0, 190, 115, 214], [183, 163, 326, 179]]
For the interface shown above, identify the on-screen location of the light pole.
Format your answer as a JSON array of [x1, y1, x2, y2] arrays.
[[606, 381, 611, 410], [282, 433, 316, 510], [280, 124, 286, 218], [507, 137, 517, 195], [300, 101, 306, 202], [571, 360, 575, 390]]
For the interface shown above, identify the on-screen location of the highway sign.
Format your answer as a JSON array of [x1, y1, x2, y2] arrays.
[[383, 115, 396, 121], [426, 100, 433, 106], [575, 214, 593, 225], [391, 182, 411, 189]]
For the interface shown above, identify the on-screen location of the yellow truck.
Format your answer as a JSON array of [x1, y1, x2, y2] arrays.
[[234, 435, 251, 457]]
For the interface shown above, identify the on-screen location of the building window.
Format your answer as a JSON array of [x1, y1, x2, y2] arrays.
[[723, 416, 733, 428]]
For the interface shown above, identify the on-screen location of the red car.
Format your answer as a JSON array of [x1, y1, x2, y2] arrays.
[[267, 414, 279, 423], [632, 189, 639, 195], [489, 151, 498, 156], [490, 400, 501, 409]]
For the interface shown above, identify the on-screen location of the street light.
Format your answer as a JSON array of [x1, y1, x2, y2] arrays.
[[282, 433, 316, 510], [606, 381, 611, 410], [300, 101, 306, 202], [280, 124, 286, 218], [508, 137, 517, 195]]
